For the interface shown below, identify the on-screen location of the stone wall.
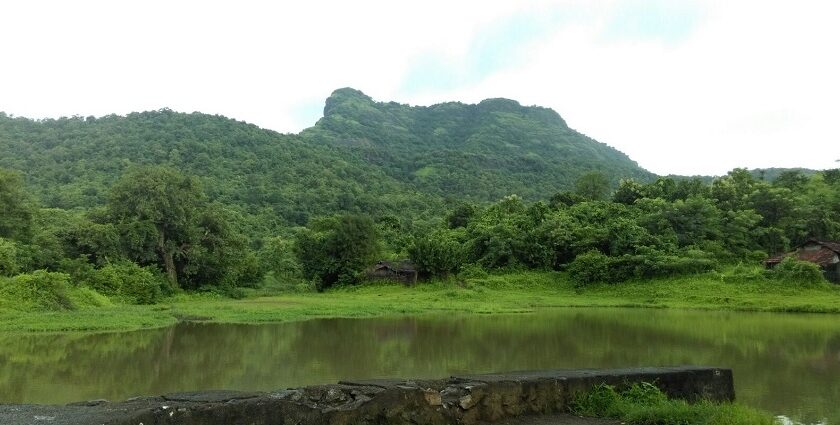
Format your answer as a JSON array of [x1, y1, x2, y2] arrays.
[[0, 366, 734, 425]]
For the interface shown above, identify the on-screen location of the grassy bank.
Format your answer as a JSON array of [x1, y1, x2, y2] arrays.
[[2, 267, 840, 333], [572, 382, 775, 425]]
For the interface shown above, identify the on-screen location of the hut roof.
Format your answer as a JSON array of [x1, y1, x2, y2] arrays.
[[373, 260, 416, 273], [766, 239, 840, 266]]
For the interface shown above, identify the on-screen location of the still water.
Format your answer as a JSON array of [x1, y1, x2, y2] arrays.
[[0, 308, 838, 423]]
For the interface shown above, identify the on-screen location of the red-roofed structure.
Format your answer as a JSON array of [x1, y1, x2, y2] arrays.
[[765, 239, 840, 283]]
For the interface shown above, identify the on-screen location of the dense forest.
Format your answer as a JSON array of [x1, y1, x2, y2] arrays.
[[1, 90, 839, 311]]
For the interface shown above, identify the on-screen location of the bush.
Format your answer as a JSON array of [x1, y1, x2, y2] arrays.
[[571, 382, 775, 425], [296, 215, 379, 291], [258, 236, 302, 280], [722, 263, 767, 283], [0, 270, 75, 311], [568, 250, 613, 286], [766, 257, 827, 286], [0, 238, 20, 276], [409, 230, 465, 277], [457, 263, 489, 280], [67, 286, 112, 308], [570, 248, 718, 286], [88, 261, 166, 304]]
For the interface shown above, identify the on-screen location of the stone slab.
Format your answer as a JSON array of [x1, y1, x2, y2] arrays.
[[0, 366, 734, 425]]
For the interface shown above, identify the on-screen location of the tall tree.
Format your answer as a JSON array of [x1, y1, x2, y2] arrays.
[[108, 166, 203, 288], [296, 214, 379, 291]]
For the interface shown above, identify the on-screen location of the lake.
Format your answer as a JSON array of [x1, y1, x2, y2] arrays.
[[0, 308, 837, 423]]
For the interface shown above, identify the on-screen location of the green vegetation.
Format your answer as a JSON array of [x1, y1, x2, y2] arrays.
[[3, 269, 840, 333], [571, 382, 774, 425], [296, 214, 380, 291], [1, 89, 839, 332]]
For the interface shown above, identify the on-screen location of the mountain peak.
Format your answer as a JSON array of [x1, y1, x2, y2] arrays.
[[324, 88, 373, 116]]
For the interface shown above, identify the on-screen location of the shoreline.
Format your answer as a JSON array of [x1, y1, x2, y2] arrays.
[[2, 271, 840, 334]]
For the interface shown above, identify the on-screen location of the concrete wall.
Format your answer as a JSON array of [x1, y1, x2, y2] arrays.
[[0, 366, 734, 425]]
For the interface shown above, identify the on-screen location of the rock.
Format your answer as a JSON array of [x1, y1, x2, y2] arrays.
[[324, 388, 346, 403], [459, 394, 475, 409], [424, 390, 442, 406]]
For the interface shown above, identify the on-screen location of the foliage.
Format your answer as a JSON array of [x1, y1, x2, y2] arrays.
[[305, 88, 652, 204], [0, 238, 20, 276], [447, 203, 477, 229], [571, 382, 775, 425], [0, 168, 34, 241], [2, 93, 840, 304], [408, 229, 465, 277], [258, 236, 302, 279], [575, 171, 611, 201], [86, 260, 166, 304], [568, 250, 613, 286], [767, 257, 827, 286], [296, 215, 380, 291], [0, 270, 75, 311], [109, 166, 204, 288]]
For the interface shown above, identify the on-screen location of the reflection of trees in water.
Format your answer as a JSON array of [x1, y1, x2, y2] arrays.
[[0, 310, 838, 423]]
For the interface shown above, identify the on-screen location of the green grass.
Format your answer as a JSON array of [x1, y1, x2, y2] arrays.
[[571, 382, 776, 425], [2, 267, 840, 333]]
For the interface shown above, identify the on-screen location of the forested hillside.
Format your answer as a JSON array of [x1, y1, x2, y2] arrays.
[[0, 108, 437, 229], [0, 88, 651, 226], [303, 88, 652, 201], [2, 89, 838, 310]]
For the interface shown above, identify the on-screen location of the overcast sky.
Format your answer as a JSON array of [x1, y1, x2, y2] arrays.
[[1, 0, 838, 176]]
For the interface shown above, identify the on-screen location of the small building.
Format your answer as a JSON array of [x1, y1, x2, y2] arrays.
[[367, 260, 418, 285], [765, 239, 840, 283]]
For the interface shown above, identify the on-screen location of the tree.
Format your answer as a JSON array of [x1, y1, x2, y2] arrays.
[[773, 170, 809, 190], [823, 169, 840, 186], [0, 168, 34, 241], [296, 214, 379, 291], [108, 166, 204, 288], [409, 229, 465, 277], [447, 203, 477, 229], [0, 238, 20, 276], [185, 205, 260, 289], [613, 179, 646, 205], [574, 171, 611, 201]]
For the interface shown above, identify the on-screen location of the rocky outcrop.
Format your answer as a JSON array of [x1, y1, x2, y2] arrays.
[[0, 366, 734, 425]]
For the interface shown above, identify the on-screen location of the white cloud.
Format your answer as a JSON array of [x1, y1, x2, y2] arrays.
[[1, 0, 838, 175]]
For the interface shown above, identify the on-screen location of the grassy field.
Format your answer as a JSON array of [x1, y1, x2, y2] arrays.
[[2, 267, 840, 333]]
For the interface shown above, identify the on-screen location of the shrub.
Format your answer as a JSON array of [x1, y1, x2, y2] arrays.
[[57, 256, 98, 284], [258, 236, 302, 280], [409, 230, 465, 277], [67, 286, 112, 308], [766, 257, 827, 286], [88, 261, 166, 304], [568, 250, 613, 286], [0, 238, 19, 276], [723, 263, 767, 283], [457, 263, 488, 279], [571, 382, 775, 425], [570, 383, 622, 417], [296, 215, 379, 291], [0, 270, 75, 311]]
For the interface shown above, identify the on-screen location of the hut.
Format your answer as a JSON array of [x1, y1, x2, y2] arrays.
[[367, 260, 418, 285], [765, 239, 840, 283]]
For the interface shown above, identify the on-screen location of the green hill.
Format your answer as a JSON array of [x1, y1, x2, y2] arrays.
[[0, 88, 652, 225], [304, 88, 652, 201]]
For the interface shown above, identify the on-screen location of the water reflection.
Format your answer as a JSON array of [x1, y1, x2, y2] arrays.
[[0, 308, 837, 423]]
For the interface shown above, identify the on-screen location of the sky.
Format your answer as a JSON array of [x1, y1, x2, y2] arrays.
[[1, 0, 838, 176]]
